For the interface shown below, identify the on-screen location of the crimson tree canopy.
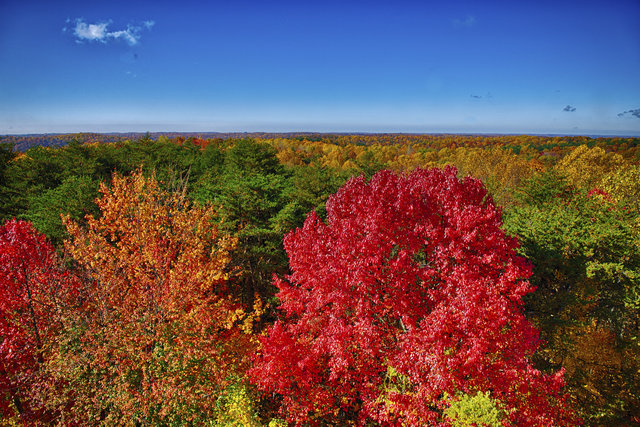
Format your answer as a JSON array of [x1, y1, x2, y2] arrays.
[[251, 167, 575, 425], [0, 219, 74, 421]]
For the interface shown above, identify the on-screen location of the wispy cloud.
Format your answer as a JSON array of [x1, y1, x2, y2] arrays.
[[470, 92, 493, 100], [68, 19, 154, 46], [453, 15, 476, 28], [563, 105, 576, 112], [617, 108, 640, 119]]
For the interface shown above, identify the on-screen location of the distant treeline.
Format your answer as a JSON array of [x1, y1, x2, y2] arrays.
[[2, 131, 639, 154], [2, 132, 368, 152]]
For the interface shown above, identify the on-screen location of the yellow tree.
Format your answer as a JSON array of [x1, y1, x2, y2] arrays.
[[556, 145, 626, 190], [601, 164, 640, 217], [49, 170, 258, 425], [442, 147, 537, 206]]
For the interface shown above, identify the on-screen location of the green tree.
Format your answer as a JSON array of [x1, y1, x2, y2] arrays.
[[192, 139, 294, 308], [504, 171, 640, 425], [281, 164, 348, 224], [0, 143, 17, 220], [26, 175, 99, 246]]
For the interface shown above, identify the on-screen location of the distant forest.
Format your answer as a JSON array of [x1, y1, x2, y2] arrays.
[[3, 132, 382, 152], [3, 131, 639, 153]]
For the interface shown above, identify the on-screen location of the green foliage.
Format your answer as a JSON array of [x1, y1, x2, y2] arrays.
[[444, 392, 505, 427], [504, 171, 640, 424], [506, 177, 639, 334], [353, 148, 386, 178], [191, 139, 294, 307], [514, 168, 571, 206], [0, 143, 17, 220], [600, 164, 640, 232], [26, 175, 99, 246], [225, 138, 282, 175], [283, 164, 348, 221], [2, 142, 119, 226]]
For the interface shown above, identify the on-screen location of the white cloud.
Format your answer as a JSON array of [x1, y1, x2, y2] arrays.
[[71, 19, 154, 46], [110, 29, 137, 45], [75, 21, 109, 41], [453, 15, 476, 28]]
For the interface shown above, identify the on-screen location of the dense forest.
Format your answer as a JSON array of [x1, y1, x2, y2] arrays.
[[0, 133, 638, 425]]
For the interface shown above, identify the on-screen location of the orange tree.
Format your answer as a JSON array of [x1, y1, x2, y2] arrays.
[[250, 167, 576, 426], [46, 170, 257, 425]]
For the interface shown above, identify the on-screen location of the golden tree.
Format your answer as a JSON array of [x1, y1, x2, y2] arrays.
[[49, 170, 257, 424], [556, 145, 626, 190]]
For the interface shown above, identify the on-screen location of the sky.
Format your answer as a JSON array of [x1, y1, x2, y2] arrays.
[[1, 0, 639, 135]]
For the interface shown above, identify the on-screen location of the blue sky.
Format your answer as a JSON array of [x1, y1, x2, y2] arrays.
[[1, 0, 639, 135]]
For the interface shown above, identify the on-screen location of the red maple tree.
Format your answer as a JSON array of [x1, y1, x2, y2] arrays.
[[0, 219, 74, 422], [251, 167, 576, 425]]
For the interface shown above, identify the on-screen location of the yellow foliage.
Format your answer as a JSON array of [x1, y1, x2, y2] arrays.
[[211, 378, 262, 427], [601, 164, 640, 242], [601, 164, 640, 211], [442, 147, 537, 205], [556, 145, 626, 190]]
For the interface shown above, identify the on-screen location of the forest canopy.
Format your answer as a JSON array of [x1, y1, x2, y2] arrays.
[[0, 133, 638, 425]]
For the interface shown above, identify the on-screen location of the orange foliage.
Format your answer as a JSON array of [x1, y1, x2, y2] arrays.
[[543, 322, 640, 423], [49, 170, 256, 424]]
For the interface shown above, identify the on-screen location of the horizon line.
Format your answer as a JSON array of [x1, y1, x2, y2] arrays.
[[3, 130, 640, 138]]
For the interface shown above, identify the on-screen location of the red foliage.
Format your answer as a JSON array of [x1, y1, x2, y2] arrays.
[[0, 220, 74, 422], [251, 168, 576, 425], [191, 137, 208, 149], [587, 187, 613, 201]]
